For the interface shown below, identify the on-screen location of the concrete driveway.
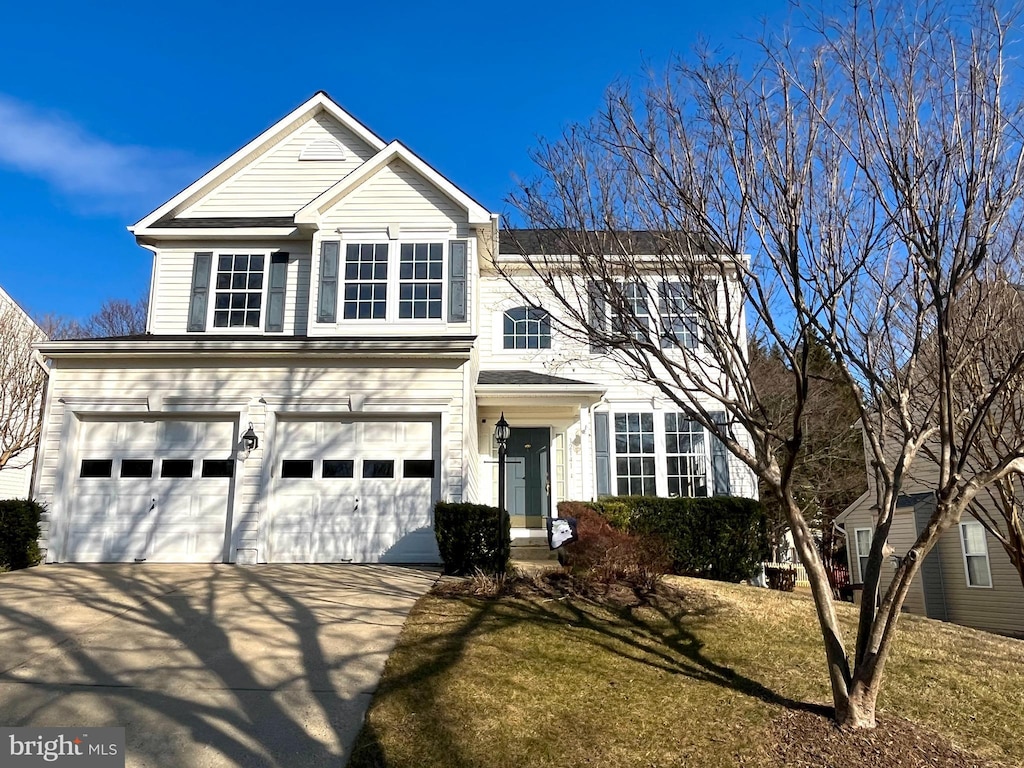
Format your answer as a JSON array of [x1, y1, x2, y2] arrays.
[[0, 564, 439, 767]]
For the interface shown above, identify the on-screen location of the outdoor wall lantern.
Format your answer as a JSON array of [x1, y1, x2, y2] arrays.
[[241, 423, 259, 453], [494, 413, 510, 550]]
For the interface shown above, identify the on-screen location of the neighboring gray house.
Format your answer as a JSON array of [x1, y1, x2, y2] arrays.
[[32, 92, 757, 566], [0, 285, 46, 500], [838, 446, 1024, 637]]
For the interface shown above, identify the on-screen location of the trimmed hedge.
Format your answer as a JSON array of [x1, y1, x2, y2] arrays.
[[559, 495, 768, 583], [434, 501, 509, 576], [0, 499, 43, 572]]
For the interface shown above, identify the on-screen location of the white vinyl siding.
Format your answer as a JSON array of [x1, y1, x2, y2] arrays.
[[959, 522, 993, 588], [150, 249, 311, 335], [319, 160, 463, 232], [181, 114, 377, 218]]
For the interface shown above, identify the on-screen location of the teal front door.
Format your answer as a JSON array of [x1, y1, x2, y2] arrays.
[[506, 427, 550, 528]]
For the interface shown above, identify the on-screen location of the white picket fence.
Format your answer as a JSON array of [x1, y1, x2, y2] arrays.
[[762, 561, 810, 586]]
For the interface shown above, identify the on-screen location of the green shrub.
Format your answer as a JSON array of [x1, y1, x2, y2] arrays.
[[560, 496, 768, 583], [0, 499, 44, 572], [434, 502, 509, 576]]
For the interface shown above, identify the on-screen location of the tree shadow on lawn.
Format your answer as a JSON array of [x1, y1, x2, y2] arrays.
[[348, 580, 830, 768]]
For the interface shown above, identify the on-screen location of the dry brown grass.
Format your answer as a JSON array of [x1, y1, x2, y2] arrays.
[[349, 574, 1024, 768]]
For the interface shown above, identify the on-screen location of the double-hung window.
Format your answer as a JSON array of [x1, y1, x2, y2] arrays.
[[959, 522, 993, 588], [399, 243, 443, 319], [610, 281, 651, 341], [664, 412, 708, 497], [659, 282, 699, 349], [343, 244, 388, 320], [614, 413, 657, 495], [213, 254, 265, 328]]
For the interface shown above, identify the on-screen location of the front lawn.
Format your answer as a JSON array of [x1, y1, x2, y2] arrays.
[[349, 574, 1024, 768]]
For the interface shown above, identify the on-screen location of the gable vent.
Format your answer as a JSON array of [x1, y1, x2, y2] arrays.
[[299, 139, 346, 161]]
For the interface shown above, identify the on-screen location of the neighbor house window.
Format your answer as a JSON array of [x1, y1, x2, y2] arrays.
[[664, 412, 708, 497], [854, 528, 872, 582], [659, 282, 699, 349], [614, 412, 656, 495], [343, 244, 388, 319], [959, 522, 993, 588], [398, 243, 443, 319], [213, 254, 265, 328], [503, 307, 551, 349]]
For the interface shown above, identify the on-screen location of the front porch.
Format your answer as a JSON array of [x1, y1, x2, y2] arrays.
[[475, 370, 605, 544]]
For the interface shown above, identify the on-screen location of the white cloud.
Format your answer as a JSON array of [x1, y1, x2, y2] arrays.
[[0, 94, 201, 215]]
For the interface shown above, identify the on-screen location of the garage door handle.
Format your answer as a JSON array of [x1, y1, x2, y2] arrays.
[[150, 498, 157, 510]]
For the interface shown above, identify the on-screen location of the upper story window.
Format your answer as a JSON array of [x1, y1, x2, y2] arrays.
[[959, 522, 992, 588], [344, 244, 388, 320], [399, 243, 443, 319], [659, 282, 699, 349], [213, 254, 265, 328], [319, 239, 457, 324], [610, 282, 651, 341], [503, 307, 551, 349]]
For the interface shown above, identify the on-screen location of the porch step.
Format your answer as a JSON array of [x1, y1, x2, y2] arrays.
[[510, 538, 559, 562]]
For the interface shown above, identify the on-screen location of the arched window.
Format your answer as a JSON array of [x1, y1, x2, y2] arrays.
[[503, 307, 551, 349]]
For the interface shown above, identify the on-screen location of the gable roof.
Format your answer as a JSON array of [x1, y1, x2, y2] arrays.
[[0, 285, 44, 336], [130, 92, 388, 234], [294, 140, 493, 226]]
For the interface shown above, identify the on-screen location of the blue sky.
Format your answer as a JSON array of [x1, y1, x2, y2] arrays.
[[0, 0, 785, 321]]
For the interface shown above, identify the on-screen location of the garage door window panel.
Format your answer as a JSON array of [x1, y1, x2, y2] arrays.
[[120, 459, 154, 478], [281, 460, 314, 478], [160, 459, 194, 478], [81, 459, 113, 478], [363, 460, 395, 479], [201, 460, 234, 478], [323, 460, 354, 478], [403, 459, 435, 478]]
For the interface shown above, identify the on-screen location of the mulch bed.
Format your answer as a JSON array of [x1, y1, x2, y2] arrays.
[[769, 709, 1012, 768]]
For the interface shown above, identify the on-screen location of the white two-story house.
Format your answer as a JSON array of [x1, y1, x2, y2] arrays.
[[33, 92, 755, 565]]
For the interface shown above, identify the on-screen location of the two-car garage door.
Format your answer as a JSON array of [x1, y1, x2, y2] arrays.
[[63, 415, 440, 564]]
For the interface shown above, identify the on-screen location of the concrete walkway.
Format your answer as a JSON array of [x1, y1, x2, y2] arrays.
[[0, 564, 439, 767]]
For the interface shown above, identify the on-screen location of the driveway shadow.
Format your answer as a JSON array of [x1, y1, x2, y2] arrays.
[[0, 564, 437, 767]]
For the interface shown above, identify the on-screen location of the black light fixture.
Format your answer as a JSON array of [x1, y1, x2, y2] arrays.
[[494, 412, 510, 564], [241, 422, 259, 452]]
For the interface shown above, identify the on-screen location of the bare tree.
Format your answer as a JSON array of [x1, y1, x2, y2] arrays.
[[942, 279, 1024, 589], [0, 297, 47, 479], [501, 0, 1024, 728], [37, 295, 148, 340]]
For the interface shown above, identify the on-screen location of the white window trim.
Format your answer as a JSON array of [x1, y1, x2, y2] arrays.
[[959, 521, 993, 589], [608, 409, 713, 498], [854, 527, 873, 583], [337, 238, 448, 324], [663, 411, 711, 498], [501, 306, 553, 351], [208, 249, 272, 333]]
